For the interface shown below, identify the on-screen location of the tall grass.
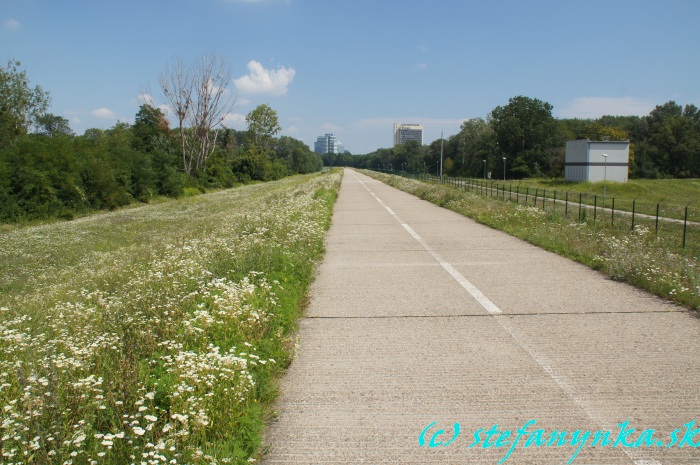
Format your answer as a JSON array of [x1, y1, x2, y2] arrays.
[[0, 170, 341, 465], [505, 177, 700, 208], [451, 176, 700, 221], [362, 171, 699, 310]]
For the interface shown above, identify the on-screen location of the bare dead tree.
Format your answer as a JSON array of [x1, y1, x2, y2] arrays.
[[158, 54, 235, 176], [189, 54, 236, 175], [159, 58, 193, 174]]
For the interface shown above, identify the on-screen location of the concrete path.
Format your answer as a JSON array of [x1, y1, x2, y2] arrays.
[[263, 169, 700, 465]]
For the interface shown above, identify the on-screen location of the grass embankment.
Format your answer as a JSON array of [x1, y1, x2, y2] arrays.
[[361, 170, 699, 310], [0, 170, 342, 464], [509, 177, 700, 206], [446, 176, 700, 221]]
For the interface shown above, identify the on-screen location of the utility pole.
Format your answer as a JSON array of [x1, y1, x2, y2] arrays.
[[439, 130, 444, 179], [602, 153, 608, 204]]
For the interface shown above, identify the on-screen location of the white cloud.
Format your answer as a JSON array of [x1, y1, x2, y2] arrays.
[[415, 63, 428, 71], [284, 125, 300, 135], [222, 112, 247, 129], [134, 93, 154, 106], [320, 122, 343, 132], [234, 60, 295, 96], [557, 96, 656, 119], [3, 18, 21, 32], [90, 108, 116, 119]]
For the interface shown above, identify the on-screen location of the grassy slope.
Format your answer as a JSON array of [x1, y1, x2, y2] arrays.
[[0, 170, 342, 465], [466, 177, 700, 220], [510, 178, 700, 206]]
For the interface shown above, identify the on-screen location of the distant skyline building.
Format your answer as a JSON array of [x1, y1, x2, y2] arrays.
[[314, 133, 345, 155], [393, 123, 423, 146]]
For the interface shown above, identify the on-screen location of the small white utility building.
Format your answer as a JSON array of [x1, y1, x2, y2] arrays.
[[565, 139, 630, 183]]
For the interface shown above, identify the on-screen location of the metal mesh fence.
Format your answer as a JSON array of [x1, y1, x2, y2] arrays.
[[383, 171, 699, 255]]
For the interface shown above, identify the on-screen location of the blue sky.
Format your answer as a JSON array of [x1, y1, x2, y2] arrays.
[[2, 0, 699, 154]]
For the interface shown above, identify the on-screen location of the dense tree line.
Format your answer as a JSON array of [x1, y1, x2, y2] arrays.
[[337, 96, 700, 180], [0, 59, 322, 223]]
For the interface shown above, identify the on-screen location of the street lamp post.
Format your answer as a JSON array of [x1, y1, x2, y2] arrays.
[[602, 153, 608, 204], [503, 156, 507, 181], [483, 159, 486, 179], [439, 130, 444, 179]]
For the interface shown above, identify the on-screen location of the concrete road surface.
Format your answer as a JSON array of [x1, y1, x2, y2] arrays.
[[263, 169, 700, 465]]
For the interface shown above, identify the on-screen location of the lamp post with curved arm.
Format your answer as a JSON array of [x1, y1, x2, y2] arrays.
[[602, 153, 608, 204]]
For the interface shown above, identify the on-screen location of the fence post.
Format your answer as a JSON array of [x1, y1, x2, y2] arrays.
[[612, 198, 615, 226], [553, 191, 557, 213], [565, 191, 568, 217], [631, 200, 636, 230], [579, 193, 583, 220], [534, 188, 538, 207], [683, 206, 688, 249], [594, 195, 597, 221], [543, 189, 546, 210], [655, 203, 660, 237]]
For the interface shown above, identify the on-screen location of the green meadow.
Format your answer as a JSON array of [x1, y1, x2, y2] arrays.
[[469, 177, 700, 221], [0, 170, 341, 465]]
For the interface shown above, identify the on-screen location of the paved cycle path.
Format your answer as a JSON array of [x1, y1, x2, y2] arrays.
[[263, 169, 699, 465]]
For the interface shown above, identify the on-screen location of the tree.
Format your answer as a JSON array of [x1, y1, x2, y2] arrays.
[[455, 118, 495, 177], [132, 104, 171, 154], [394, 139, 427, 173], [246, 104, 281, 151], [36, 113, 74, 138], [159, 54, 236, 176], [489, 96, 558, 178], [644, 101, 700, 178], [0, 59, 50, 147], [159, 57, 192, 174]]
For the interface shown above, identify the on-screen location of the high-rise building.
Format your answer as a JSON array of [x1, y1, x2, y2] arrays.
[[393, 123, 423, 146], [314, 133, 345, 154]]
